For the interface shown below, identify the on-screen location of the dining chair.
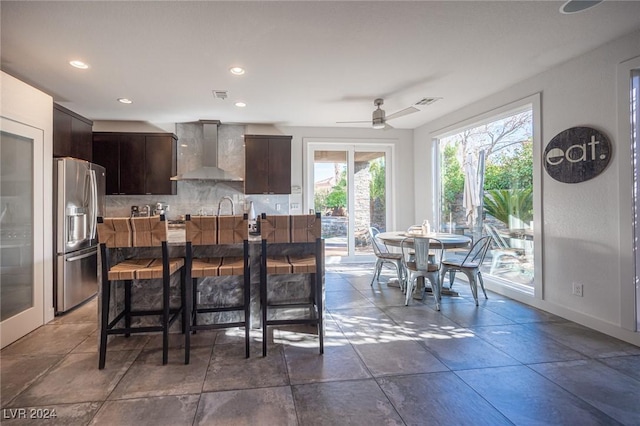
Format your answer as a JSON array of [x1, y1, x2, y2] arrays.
[[184, 214, 251, 363], [401, 236, 445, 310], [440, 235, 493, 305], [96, 216, 186, 369], [369, 227, 405, 291]]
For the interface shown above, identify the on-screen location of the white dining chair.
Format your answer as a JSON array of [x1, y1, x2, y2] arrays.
[[401, 236, 444, 310], [440, 236, 493, 305], [369, 227, 405, 291]]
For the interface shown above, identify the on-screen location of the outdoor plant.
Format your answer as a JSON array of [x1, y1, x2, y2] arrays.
[[325, 172, 347, 214], [442, 144, 464, 216], [483, 188, 533, 225]]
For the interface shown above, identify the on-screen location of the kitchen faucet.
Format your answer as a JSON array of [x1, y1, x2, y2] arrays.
[[217, 196, 235, 215]]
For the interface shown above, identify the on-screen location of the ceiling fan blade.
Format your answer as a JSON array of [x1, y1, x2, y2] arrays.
[[383, 123, 394, 130], [336, 120, 371, 124], [386, 106, 419, 121]]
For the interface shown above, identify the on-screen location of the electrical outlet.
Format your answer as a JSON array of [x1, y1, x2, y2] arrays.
[[291, 203, 300, 209], [572, 282, 584, 297], [275, 203, 281, 211]]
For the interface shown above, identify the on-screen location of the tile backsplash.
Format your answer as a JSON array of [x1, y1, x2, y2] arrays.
[[104, 122, 290, 219]]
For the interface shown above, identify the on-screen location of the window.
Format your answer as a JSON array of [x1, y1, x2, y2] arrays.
[[436, 103, 536, 293]]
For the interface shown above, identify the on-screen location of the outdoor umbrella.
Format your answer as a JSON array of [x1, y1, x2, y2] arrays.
[[462, 150, 486, 232]]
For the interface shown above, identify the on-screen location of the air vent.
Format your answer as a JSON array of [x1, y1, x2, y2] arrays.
[[414, 97, 442, 106], [212, 90, 228, 100]]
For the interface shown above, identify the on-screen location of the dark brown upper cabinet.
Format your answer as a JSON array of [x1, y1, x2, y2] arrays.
[[92, 132, 177, 195], [244, 135, 291, 194], [53, 104, 93, 161]]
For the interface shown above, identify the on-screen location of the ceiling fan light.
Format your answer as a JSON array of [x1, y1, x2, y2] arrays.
[[372, 106, 386, 129]]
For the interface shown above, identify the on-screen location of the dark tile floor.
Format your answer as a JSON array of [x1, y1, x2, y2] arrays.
[[2, 263, 640, 425]]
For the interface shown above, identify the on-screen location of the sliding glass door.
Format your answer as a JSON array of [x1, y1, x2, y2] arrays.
[[307, 143, 391, 260]]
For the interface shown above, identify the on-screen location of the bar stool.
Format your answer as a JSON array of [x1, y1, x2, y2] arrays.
[[96, 216, 186, 369], [259, 213, 324, 356], [184, 214, 250, 362]]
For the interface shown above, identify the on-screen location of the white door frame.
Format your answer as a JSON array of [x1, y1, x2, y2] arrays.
[[0, 118, 46, 348], [618, 55, 640, 332], [303, 138, 395, 262]]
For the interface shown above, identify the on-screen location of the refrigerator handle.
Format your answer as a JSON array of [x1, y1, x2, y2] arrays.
[[89, 169, 98, 240]]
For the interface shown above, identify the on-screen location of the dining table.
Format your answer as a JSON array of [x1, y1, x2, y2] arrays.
[[375, 231, 472, 296], [376, 231, 472, 250]]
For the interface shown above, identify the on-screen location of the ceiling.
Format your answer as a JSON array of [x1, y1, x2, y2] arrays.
[[2, 1, 640, 130]]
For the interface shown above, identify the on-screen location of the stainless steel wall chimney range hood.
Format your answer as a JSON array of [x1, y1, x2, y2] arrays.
[[171, 120, 243, 182]]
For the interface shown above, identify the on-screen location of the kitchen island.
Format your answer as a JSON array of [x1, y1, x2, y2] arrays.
[[100, 221, 323, 332]]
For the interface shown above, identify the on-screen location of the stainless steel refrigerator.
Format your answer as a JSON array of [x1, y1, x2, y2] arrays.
[[53, 157, 106, 314]]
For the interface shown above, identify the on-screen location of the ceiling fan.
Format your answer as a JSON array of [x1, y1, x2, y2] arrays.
[[337, 98, 420, 130]]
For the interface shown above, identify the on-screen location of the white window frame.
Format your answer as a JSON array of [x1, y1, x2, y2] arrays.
[[618, 55, 640, 332], [431, 93, 542, 299]]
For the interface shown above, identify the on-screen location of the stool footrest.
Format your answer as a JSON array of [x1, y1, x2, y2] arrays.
[[195, 305, 245, 314], [266, 319, 321, 327], [190, 321, 246, 332]]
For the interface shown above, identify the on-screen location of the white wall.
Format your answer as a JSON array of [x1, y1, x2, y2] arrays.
[[277, 126, 415, 232], [414, 30, 640, 346]]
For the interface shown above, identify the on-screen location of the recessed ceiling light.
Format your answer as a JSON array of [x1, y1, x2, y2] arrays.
[[560, 0, 604, 14], [117, 98, 133, 104], [69, 60, 89, 69], [235, 101, 247, 108], [229, 67, 245, 75]]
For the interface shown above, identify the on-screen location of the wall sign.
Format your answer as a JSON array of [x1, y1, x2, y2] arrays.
[[544, 126, 611, 183]]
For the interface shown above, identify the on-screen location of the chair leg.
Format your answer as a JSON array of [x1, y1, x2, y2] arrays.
[[371, 259, 382, 285], [124, 280, 131, 337], [427, 274, 441, 311], [180, 268, 187, 335], [98, 279, 111, 370], [459, 269, 479, 306], [404, 276, 415, 306], [395, 260, 405, 292], [261, 252, 268, 357], [477, 271, 488, 299], [184, 273, 191, 365], [314, 272, 324, 355], [191, 278, 199, 334], [244, 272, 251, 359], [448, 270, 457, 289], [162, 276, 170, 365]]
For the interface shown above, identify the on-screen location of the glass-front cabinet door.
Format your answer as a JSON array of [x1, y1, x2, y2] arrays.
[[0, 118, 45, 348]]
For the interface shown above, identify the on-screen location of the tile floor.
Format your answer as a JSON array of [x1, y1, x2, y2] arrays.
[[2, 263, 640, 425]]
